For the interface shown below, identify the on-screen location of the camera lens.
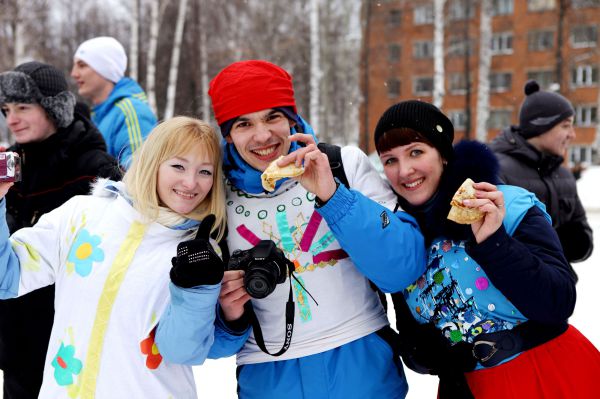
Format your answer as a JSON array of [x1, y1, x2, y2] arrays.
[[244, 262, 281, 299]]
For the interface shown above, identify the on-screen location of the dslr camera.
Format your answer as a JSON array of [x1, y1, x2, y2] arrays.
[[227, 240, 292, 299]]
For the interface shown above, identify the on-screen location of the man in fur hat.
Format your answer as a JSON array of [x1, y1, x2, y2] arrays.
[[0, 61, 121, 399]]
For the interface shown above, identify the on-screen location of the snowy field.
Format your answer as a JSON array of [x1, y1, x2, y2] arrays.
[[0, 167, 599, 398]]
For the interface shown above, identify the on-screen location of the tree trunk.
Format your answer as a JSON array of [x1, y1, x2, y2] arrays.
[[476, 0, 492, 142], [310, 0, 321, 135], [433, 0, 446, 108], [164, 0, 189, 119], [146, 0, 161, 115], [130, 0, 139, 82], [198, 0, 210, 120]]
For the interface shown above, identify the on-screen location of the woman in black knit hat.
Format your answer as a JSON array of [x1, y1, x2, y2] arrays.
[[373, 100, 600, 398], [490, 80, 593, 267], [0, 61, 121, 399]]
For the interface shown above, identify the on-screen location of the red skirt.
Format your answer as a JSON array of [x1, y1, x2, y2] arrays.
[[464, 325, 600, 399]]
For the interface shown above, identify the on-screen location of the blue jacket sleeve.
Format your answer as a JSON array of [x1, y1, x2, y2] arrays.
[[113, 98, 156, 169], [466, 206, 576, 323], [207, 306, 251, 359], [0, 199, 21, 299], [316, 184, 426, 293], [155, 282, 220, 365]]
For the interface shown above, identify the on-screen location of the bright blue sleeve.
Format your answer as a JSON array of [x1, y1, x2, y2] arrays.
[[0, 199, 21, 299], [113, 98, 156, 169], [317, 184, 426, 293], [208, 308, 251, 359], [155, 282, 220, 365]]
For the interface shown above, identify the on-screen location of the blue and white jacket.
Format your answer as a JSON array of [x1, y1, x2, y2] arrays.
[[92, 78, 157, 168]]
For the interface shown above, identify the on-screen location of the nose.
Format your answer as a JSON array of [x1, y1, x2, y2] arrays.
[[253, 122, 272, 143], [70, 66, 78, 79], [181, 172, 197, 189], [398, 161, 414, 179], [6, 111, 19, 126]]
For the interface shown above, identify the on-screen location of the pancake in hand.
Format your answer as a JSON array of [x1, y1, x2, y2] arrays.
[[261, 156, 305, 192], [447, 178, 484, 224]]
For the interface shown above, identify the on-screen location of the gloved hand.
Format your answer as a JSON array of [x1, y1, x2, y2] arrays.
[[170, 214, 224, 288]]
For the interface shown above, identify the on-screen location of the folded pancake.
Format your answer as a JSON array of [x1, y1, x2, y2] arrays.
[[261, 156, 305, 192], [447, 178, 484, 224]]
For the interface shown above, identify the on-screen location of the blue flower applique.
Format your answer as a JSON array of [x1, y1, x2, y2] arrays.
[[67, 229, 104, 277]]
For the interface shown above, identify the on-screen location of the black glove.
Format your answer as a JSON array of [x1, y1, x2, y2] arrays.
[[170, 215, 224, 287]]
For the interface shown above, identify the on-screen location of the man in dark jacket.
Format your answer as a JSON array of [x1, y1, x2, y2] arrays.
[[490, 80, 593, 265], [0, 61, 122, 398]]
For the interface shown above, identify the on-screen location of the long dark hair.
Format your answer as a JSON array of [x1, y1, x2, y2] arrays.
[[376, 127, 436, 154]]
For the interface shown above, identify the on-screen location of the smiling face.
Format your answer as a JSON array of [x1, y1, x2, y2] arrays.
[[527, 116, 576, 157], [70, 59, 114, 105], [380, 141, 445, 206], [2, 102, 57, 143], [226, 109, 294, 172], [157, 144, 215, 215]]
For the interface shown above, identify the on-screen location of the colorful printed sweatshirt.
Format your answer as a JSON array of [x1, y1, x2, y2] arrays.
[[92, 78, 157, 168], [0, 181, 219, 398]]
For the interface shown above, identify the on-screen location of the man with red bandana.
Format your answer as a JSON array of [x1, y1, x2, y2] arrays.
[[205, 60, 426, 399]]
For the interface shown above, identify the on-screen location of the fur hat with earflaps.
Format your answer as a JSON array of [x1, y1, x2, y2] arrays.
[[0, 61, 76, 128]]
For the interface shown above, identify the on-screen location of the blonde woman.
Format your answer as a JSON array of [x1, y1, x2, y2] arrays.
[[0, 116, 227, 398]]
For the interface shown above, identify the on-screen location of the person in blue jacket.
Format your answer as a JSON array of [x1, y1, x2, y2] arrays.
[[71, 36, 157, 168], [206, 60, 426, 399], [372, 100, 600, 399]]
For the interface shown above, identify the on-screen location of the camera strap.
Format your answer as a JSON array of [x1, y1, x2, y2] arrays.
[[245, 277, 295, 357], [245, 264, 318, 357]]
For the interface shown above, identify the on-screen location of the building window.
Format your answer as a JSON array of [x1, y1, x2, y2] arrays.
[[414, 4, 434, 25], [571, 25, 598, 48], [386, 78, 401, 98], [527, 0, 556, 11], [413, 40, 434, 59], [527, 70, 556, 90], [571, 65, 599, 87], [572, 0, 600, 8], [449, 0, 475, 21], [449, 73, 468, 94], [488, 109, 512, 130], [574, 105, 598, 127], [388, 9, 402, 26], [414, 77, 434, 95], [447, 37, 474, 57], [528, 30, 554, 51], [489, 72, 512, 92], [449, 110, 467, 130], [569, 145, 593, 165], [491, 0, 514, 15], [388, 44, 401, 63], [491, 32, 514, 55]]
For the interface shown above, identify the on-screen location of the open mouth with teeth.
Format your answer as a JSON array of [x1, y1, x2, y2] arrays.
[[174, 189, 197, 199], [404, 178, 424, 189], [252, 144, 280, 160]]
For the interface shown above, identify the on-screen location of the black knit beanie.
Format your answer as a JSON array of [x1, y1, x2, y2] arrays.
[[374, 100, 454, 159], [518, 80, 574, 139], [0, 61, 76, 128]]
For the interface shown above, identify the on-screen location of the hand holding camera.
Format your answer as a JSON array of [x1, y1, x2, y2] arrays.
[[226, 240, 294, 299], [170, 214, 224, 288]]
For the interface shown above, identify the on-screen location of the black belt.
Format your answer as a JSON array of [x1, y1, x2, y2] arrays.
[[470, 320, 568, 368]]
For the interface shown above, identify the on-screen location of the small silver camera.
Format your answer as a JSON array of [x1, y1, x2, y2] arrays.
[[0, 152, 21, 182]]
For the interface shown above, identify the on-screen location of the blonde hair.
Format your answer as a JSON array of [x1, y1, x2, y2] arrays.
[[123, 116, 226, 241]]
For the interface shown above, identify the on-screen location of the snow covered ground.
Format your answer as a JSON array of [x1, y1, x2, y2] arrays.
[[1, 167, 598, 398]]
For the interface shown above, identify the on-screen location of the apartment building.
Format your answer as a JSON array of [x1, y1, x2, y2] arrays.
[[360, 0, 600, 165]]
